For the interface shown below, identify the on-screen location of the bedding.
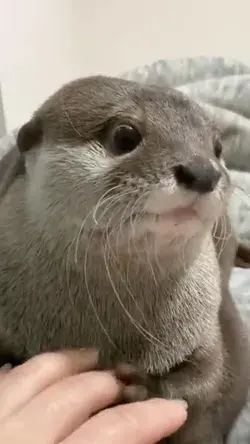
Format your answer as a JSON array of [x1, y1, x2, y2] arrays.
[[1, 56, 250, 442]]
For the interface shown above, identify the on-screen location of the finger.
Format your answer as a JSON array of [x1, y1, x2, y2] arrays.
[[0, 364, 12, 382], [0, 349, 99, 420], [5, 370, 123, 443], [62, 398, 188, 444], [0, 364, 12, 375]]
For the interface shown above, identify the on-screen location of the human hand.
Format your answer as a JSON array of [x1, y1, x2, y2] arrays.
[[0, 349, 187, 443]]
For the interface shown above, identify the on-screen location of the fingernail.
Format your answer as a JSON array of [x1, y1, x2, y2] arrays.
[[63, 348, 100, 368], [147, 398, 188, 409], [76, 348, 100, 371], [167, 399, 188, 409], [81, 348, 100, 361], [80, 348, 99, 356], [0, 363, 12, 373], [58, 348, 99, 360]]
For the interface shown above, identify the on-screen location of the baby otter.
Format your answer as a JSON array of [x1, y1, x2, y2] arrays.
[[0, 76, 249, 443]]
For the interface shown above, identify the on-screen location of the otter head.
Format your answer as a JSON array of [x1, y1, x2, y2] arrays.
[[17, 76, 230, 264]]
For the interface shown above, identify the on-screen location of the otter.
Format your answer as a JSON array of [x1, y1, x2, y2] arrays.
[[0, 76, 249, 443]]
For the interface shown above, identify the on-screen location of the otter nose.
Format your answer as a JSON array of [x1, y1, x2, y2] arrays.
[[173, 160, 221, 193]]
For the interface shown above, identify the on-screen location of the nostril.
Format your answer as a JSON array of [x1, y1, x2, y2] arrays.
[[174, 164, 197, 188], [173, 162, 221, 194]]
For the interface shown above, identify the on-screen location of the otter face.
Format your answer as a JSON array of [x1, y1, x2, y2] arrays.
[[17, 76, 230, 255]]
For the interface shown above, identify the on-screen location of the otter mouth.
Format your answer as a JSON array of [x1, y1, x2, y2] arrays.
[[144, 206, 198, 224]]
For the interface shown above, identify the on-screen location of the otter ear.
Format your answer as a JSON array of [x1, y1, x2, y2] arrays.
[[17, 117, 43, 153], [235, 243, 250, 268]]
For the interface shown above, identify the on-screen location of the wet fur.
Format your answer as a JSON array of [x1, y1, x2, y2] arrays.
[[0, 77, 249, 443]]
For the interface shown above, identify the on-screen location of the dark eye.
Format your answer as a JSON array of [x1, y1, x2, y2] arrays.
[[112, 124, 142, 155], [214, 140, 223, 158]]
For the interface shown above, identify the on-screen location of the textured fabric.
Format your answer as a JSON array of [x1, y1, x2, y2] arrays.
[[122, 56, 250, 89], [228, 171, 250, 443], [122, 56, 250, 172], [229, 267, 250, 443]]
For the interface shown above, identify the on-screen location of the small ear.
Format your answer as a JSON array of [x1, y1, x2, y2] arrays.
[[235, 243, 250, 268], [17, 118, 43, 152]]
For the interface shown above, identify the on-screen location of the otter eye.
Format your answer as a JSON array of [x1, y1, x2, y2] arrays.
[[113, 124, 142, 155], [214, 140, 223, 159]]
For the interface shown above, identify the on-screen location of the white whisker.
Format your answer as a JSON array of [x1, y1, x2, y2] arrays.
[[92, 184, 124, 224], [83, 225, 117, 348], [103, 227, 169, 351]]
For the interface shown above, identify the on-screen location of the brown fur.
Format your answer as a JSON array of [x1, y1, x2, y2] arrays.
[[0, 76, 249, 443]]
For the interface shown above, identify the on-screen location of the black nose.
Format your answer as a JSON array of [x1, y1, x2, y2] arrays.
[[174, 159, 221, 193]]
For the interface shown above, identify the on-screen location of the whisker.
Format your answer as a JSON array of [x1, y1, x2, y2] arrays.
[[217, 214, 232, 260], [97, 189, 137, 226], [180, 236, 189, 273], [104, 195, 155, 329], [153, 231, 167, 277], [145, 233, 159, 289], [115, 199, 136, 258], [105, 213, 150, 328], [66, 195, 118, 347], [128, 194, 149, 264], [65, 238, 81, 320], [103, 236, 169, 351], [231, 184, 250, 200], [74, 187, 130, 265], [92, 184, 124, 224], [84, 225, 117, 348]]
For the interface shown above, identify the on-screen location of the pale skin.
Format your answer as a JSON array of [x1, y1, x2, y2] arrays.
[[0, 349, 187, 444]]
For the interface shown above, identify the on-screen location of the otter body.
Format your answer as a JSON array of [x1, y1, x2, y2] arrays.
[[0, 76, 249, 443]]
